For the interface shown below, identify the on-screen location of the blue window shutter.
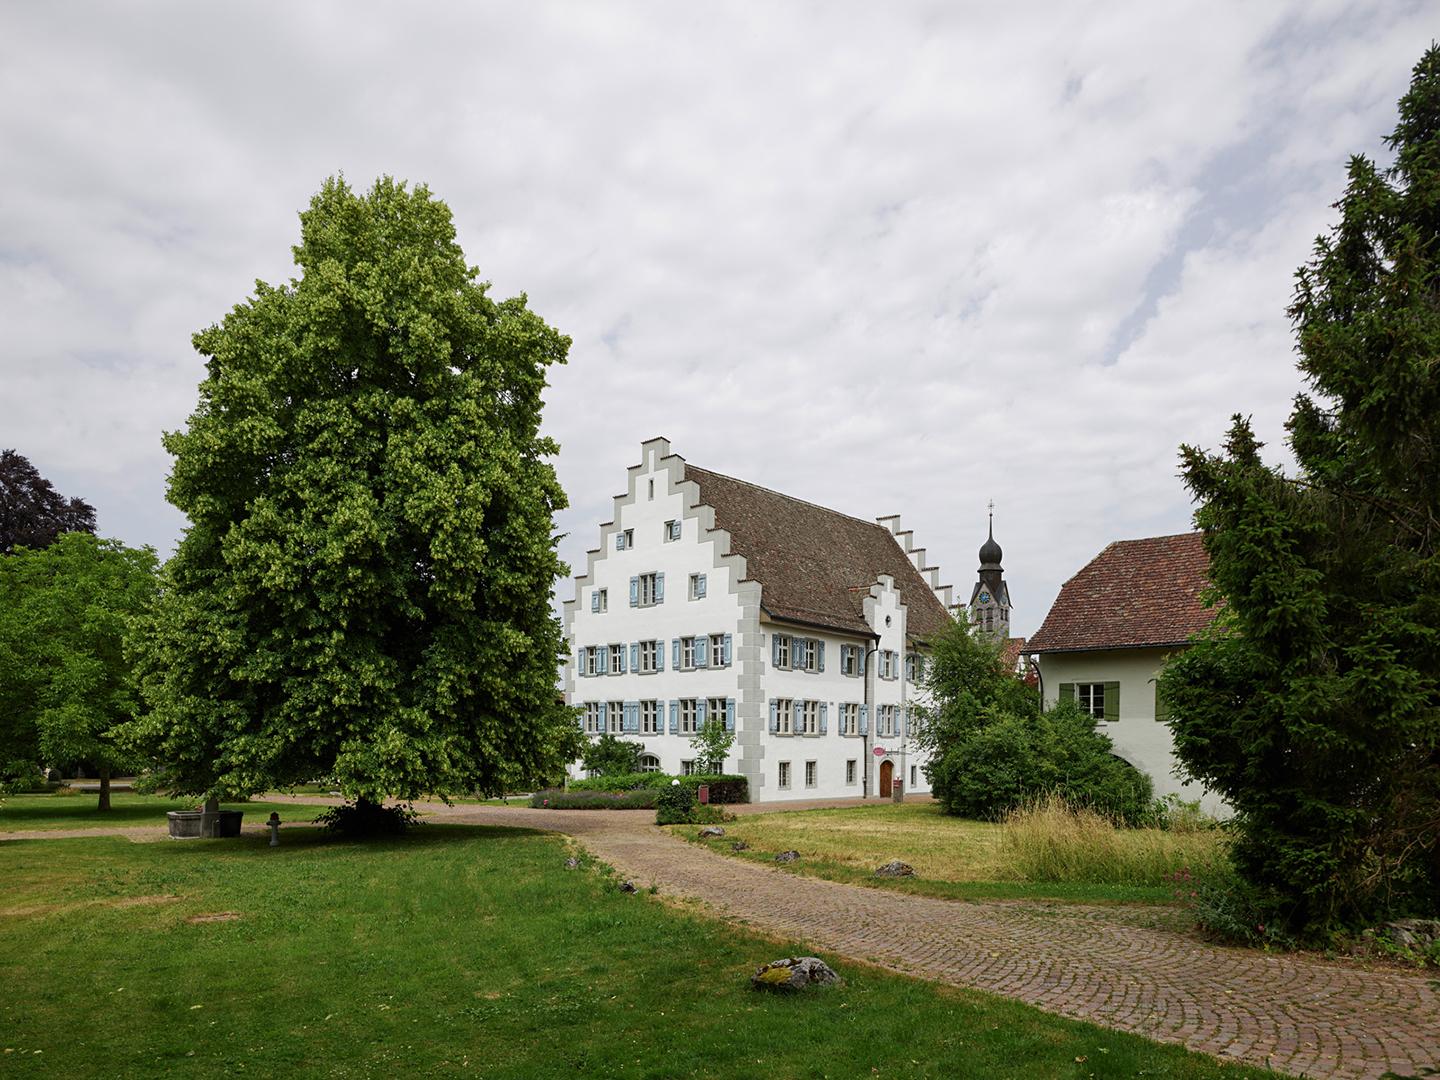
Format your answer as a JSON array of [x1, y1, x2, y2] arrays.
[[817, 641, 825, 672], [696, 574, 706, 598], [630, 643, 639, 671], [769, 700, 778, 733], [655, 573, 665, 602], [617, 646, 627, 674], [598, 647, 608, 675], [695, 636, 708, 667], [723, 633, 732, 665], [696, 699, 707, 728], [726, 699, 735, 732], [820, 703, 828, 735], [858, 648, 867, 676], [575, 648, 584, 676], [669, 701, 679, 734], [656, 642, 665, 671], [672, 638, 681, 669], [591, 591, 599, 613], [615, 533, 623, 550], [860, 704, 869, 735], [598, 702, 608, 729], [629, 577, 639, 607]]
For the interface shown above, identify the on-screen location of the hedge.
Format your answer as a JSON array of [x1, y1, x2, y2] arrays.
[[529, 788, 658, 810], [567, 773, 748, 803]]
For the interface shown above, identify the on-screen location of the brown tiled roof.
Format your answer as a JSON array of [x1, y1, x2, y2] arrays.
[[1026, 532, 1217, 653], [1001, 636, 1027, 671], [682, 463, 954, 642]]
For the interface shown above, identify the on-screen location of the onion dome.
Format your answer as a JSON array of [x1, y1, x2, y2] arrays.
[[979, 519, 1002, 568]]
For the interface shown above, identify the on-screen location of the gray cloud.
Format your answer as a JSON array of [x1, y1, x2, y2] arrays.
[[0, 0, 1430, 632]]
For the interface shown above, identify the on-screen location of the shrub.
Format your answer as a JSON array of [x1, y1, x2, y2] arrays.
[[999, 794, 1230, 886], [654, 783, 695, 825], [569, 773, 748, 803], [313, 799, 421, 837], [529, 788, 657, 810], [1181, 870, 1300, 950], [579, 734, 644, 777]]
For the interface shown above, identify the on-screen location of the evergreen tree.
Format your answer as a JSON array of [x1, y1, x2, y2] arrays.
[[1162, 47, 1440, 935], [128, 177, 580, 818]]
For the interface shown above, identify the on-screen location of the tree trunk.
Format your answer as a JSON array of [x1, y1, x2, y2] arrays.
[[97, 767, 111, 812]]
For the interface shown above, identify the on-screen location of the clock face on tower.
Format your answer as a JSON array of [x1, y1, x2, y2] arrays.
[[979, 591, 991, 604]]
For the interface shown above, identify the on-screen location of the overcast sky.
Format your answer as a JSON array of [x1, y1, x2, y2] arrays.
[[1, 2, 1430, 634]]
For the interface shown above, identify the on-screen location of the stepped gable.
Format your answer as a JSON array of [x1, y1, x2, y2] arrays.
[[682, 463, 953, 642], [1027, 532, 1216, 653]]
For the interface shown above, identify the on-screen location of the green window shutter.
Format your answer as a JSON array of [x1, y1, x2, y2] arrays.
[[1058, 682, 1075, 704], [1103, 681, 1120, 722], [1154, 681, 1171, 724]]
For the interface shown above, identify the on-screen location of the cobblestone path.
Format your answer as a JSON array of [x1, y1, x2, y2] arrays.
[[437, 804, 1440, 1080]]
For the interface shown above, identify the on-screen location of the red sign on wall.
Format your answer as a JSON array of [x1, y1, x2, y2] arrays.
[[872, 746, 887, 757]]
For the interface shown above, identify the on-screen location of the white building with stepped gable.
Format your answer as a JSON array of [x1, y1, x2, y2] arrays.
[[562, 437, 963, 802]]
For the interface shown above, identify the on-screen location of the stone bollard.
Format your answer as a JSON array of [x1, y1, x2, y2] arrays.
[[267, 812, 281, 847]]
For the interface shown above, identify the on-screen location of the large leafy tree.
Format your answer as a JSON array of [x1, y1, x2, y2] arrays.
[[128, 176, 579, 814], [0, 449, 96, 555], [915, 620, 1152, 823], [0, 533, 157, 806], [1162, 48, 1440, 935]]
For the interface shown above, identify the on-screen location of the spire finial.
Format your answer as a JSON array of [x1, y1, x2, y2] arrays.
[[987, 499, 994, 538]]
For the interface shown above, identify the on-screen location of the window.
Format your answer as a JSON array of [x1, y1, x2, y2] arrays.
[[805, 761, 817, 788], [582, 646, 604, 677], [665, 520, 681, 541], [647, 479, 654, 500], [637, 640, 661, 673], [640, 700, 661, 735], [639, 753, 661, 773], [846, 759, 857, 785], [706, 698, 729, 732], [608, 701, 624, 734], [794, 638, 812, 672], [880, 650, 897, 680], [773, 698, 793, 735], [583, 702, 602, 734], [905, 653, 923, 682], [841, 644, 862, 677], [774, 634, 791, 670], [877, 704, 897, 737], [635, 572, 662, 607], [681, 759, 697, 776], [840, 703, 859, 736], [608, 643, 625, 674], [616, 528, 634, 551], [797, 700, 819, 736], [778, 761, 791, 789], [689, 573, 707, 600], [681, 636, 697, 670], [678, 698, 699, 735], [709, 633, 728, 667], [1078, 682, 1107, 720], [591, 588, 608, 613], [909, 765, 917, 787]]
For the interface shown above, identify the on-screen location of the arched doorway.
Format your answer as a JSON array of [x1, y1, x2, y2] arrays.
[[879, 758, 894, 796]]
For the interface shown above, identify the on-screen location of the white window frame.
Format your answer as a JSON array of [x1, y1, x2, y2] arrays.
[[608, 701, 624, 734], [681, 636, 696, 670], [805, 760, 817, 788], [775, 698, 793, 736], [640, 700, 661, 735], [778, 761, 791, 790], [616, 528, 633, 551], [705, 698, 728, 731], [585, 647, 602, 677], [1078, 683, 1106, 720], [608, 643, 625, 674], [583, 702, 601, 734], [638, 572, 659, 607], [689, 573, 706, 600], [679, 698, 699, 735], [709, 633, 727, 667], [841, 645, 858, 677], [639, 753, 661, 773], [594, 588, 608, 613], [680, 759, 697, 776], [638, 640, 660, 674], [795, 638, 814, 673], [797, 700, 818, 736], [775, 634, 791, 670], [840, 703, 858, 736]]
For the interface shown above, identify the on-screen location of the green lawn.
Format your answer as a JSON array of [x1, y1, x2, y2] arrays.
[[0, 791, 325, 832], [674, 801, 1224, 905], [0, 824, 1274, 1079]]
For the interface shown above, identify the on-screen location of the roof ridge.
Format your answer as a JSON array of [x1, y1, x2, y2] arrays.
[[683, 463, 890, 532]]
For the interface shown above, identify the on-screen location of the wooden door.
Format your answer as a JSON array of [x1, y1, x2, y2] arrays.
[[879, 759, 894, 794]]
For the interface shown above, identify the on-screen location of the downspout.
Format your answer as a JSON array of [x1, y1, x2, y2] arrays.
[[863, 641, 879, 798]]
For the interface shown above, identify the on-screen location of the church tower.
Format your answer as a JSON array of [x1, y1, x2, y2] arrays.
[[969, 504, 1010, 639]]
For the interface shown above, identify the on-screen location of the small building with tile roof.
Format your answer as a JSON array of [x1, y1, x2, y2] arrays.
[[564, 437, 959, 802], [1026, 531, 1224, 811]]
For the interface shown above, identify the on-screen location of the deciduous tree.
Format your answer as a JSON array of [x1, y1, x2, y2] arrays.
[[0, 450, 96, 555], [127, 177, 581, 821]]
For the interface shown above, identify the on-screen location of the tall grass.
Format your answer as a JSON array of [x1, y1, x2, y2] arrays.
[[999, 794, 1229, 886]]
